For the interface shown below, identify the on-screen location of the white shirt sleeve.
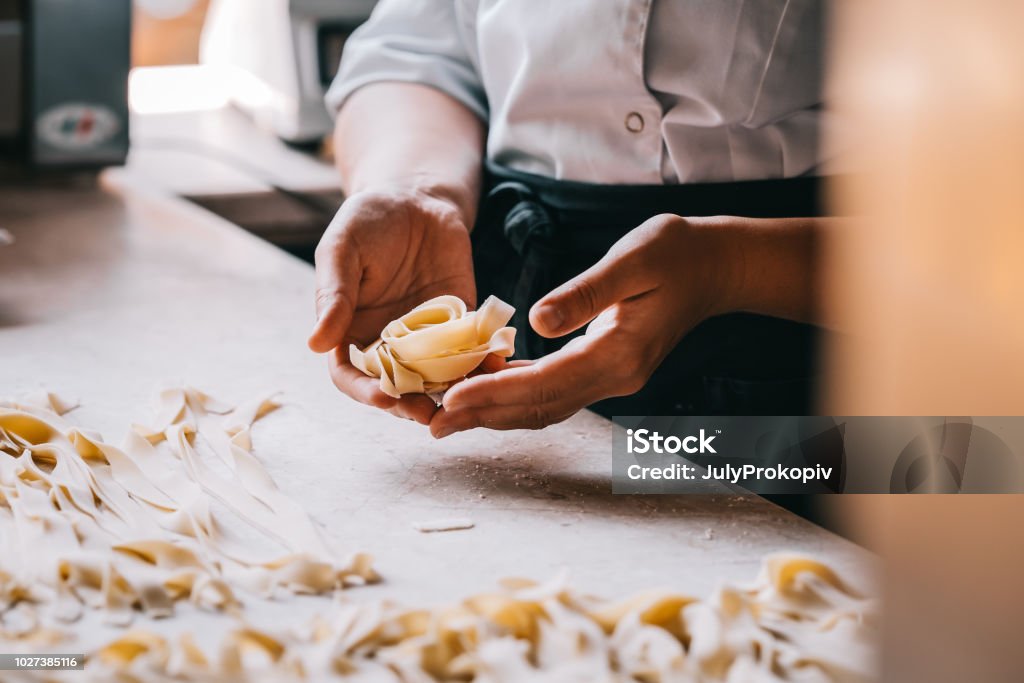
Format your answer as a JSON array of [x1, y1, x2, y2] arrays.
[[324, 0, 487, 121]]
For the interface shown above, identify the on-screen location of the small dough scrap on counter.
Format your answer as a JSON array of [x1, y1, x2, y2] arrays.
[[412, 517, 475, 533], [350, 295, 516, 398]]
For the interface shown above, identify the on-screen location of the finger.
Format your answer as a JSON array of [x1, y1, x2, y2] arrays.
[[477, 354, 533, 374], [478, 354, 509, 373], [391, 394, 441, 425], [328, 348, 397, 410], [328, 347, 439, 424], [530, 245, 649, 339], [431, 403, 577, 438], [308, 230, 361, 353], [442, 339, 606, 413], [433, 341, 618, 436], [443, 356, 530, 408]]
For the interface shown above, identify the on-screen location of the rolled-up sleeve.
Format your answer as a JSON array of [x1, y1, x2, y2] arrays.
[[325, 0, 487, 121]]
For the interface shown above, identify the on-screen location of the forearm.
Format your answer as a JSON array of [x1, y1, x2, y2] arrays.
[[695, 216, 837, 326], [334, 82, 486, 225]]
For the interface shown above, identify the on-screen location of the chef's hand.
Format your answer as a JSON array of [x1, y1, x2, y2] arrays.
[[308, 188, 476, 425], [428, 214, 738, 436]]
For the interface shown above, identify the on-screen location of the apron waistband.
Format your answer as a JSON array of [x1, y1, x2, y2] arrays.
[[491, 158, 822, 212], [479, 161, 826, 258]]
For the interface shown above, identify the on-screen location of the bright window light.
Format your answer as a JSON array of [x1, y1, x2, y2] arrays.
[[129, 64, 232, 114]]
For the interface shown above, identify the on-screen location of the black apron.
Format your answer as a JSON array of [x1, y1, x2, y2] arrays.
[[471, 162, 827, 418]]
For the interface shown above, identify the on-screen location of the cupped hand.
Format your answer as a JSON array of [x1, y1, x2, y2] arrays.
[[308, 189, 476, 425], [429, 214, 736, 437]]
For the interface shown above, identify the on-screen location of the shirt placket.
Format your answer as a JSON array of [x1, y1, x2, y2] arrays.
[[624, 0, 668, 184]]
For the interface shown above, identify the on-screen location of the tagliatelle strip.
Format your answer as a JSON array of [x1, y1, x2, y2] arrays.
[[0, 388, 377, 631], [350, 295, 516, 398], [76, 555, 877, 682]]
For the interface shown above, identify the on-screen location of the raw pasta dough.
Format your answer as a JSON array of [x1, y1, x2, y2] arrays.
[[412, 518, 475, 533], [0, 387, 376, 631], [350, 295, 516, 398], [1, 390, 878, 682], [81, 555, 878, 682]]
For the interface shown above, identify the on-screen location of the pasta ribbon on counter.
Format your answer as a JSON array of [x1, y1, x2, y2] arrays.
[[350, 295, 516, 398]]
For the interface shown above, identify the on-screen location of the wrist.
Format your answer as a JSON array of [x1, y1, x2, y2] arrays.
[[680, 216, 747, 319], [346, 174, 479, 228], [685, 215, 819, 323]]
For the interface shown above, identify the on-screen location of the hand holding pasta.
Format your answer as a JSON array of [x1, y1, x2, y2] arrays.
[[349, 295, 517, 398], [308, 188, 478, 425], [431, 214, 736, 437]]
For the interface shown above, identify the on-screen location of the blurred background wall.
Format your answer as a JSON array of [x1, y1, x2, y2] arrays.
[[826, 1, 1024, 681]]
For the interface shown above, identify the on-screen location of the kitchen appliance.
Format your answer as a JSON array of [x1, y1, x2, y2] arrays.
[[200, 0, 376, 144], [0, 0, 131, 171]]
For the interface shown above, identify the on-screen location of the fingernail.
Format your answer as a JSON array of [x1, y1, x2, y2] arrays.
[[435, 428, 455, 439], [535, 304, 563, 333]]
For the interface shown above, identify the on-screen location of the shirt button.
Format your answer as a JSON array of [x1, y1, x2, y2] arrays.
[[625, 111, 645, 133]]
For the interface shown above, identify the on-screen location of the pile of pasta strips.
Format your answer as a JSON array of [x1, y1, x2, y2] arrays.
[[0, 390, 878, 682]]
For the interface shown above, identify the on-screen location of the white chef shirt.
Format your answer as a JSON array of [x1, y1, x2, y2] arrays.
[[326, 0, 832, 185]]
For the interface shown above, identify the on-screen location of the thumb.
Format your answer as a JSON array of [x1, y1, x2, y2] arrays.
[[529, 253, 645, 338], [308, 241, 360, 353]]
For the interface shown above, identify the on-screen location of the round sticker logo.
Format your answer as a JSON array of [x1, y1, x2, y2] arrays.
[[37, 103, 120, 150]]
